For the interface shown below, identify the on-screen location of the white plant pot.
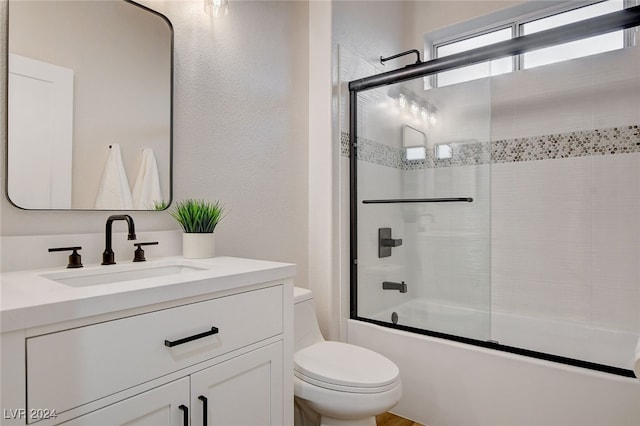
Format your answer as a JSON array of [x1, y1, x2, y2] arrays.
[[182, 233, 215, 259]]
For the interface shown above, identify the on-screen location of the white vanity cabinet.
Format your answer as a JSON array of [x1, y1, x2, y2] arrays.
[[60, 342, 283, 426], [0, 258, 294, 426], [58, 378, 190, 426], [190, 341, 283, 426]]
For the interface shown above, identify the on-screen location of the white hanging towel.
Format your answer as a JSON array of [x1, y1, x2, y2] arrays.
[[94, 144, 134, 209], [132, 148, 162, 209]]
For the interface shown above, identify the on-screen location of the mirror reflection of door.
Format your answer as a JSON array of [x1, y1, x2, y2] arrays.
[[8, 54, 73, 209]]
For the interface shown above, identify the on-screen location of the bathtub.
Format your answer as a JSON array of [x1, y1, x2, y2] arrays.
[[348, 303, 640, 426], [369, 298, 639, 370], [370, 299, 491, 342]]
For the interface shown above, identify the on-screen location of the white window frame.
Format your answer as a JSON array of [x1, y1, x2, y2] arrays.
[[426, 0, 639, 88]]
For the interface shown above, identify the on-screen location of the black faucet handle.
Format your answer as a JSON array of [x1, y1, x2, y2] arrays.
[[134, 242, 159, 248], [133, 242, 159, 262], [48, 246, 83, 269]]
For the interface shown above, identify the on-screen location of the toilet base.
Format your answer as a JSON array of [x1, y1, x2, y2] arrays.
[[295, 397, 379, 426], [319, 415, 376, 426], [295, 398, 320, 426]]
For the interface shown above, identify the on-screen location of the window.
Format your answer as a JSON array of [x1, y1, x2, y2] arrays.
[[431, 0, 633, 87], [436, 27, 513, 87], [521, 0, 624, 68]]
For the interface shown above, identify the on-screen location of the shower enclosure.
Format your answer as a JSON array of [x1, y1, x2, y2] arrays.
[[349, 5, 640, 377]]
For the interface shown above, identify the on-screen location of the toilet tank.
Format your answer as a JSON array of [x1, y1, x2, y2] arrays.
[[294, 287, 325, 352]]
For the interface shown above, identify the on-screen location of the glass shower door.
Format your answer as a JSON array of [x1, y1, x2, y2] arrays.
[[352, 76, 492, 342]]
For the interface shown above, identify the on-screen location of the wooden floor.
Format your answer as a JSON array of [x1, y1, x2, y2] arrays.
[[376, 412, 425, 426]]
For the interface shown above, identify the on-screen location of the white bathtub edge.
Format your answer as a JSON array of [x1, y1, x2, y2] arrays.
[[348, 319, 640, 426]]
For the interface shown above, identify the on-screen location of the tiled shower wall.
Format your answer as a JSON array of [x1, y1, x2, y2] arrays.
[[492, 153, 640, 331], [344, 44, 640, 337], [490, 46, 640, 335]]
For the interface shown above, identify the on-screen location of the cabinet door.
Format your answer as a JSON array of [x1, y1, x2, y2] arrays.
[[58, 378, 189, 426], [191, 342, 283, 426]]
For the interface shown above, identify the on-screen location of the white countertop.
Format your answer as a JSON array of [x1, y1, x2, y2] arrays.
[[0, 256, 296, 333]]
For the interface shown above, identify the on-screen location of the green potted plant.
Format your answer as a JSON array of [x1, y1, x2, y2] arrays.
[[169, 199, 226, 258]]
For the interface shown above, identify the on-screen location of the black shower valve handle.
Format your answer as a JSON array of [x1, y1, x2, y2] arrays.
[[48, 246, 83, 269], [378, 228, 403, 258], [381, 238, 403, 247], [133, 241, 159, 262]]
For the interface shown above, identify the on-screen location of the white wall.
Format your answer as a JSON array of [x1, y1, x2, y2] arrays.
[[333, 1, 408, 69], [0, 0, 309, 286], [404, 0, 524, 52], [308, 0, 336, 339]]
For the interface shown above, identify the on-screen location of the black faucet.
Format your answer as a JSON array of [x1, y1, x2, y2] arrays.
[[102, 215, 137, 265]]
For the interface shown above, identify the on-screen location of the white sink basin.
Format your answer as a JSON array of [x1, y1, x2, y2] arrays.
[[42, 260, 209, 287]]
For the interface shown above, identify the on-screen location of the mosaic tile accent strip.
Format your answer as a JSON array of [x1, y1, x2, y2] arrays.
[[341, 125, 640, 169], [492, 125, 640, 163], [340, 131, 351, 157], [341, 131, 494, 170], [340, 131, 405, 168]]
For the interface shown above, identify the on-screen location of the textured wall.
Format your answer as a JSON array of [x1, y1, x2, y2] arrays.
[[1, 0, 309, 283]]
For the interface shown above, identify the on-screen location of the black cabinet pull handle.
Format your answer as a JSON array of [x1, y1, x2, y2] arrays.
[[164, 326, 219, 347], [198, 395, 208, 426], [178, 404, 188, 426]]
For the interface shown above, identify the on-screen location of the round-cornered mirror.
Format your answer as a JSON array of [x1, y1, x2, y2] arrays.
[[7, 0, 173, 210]]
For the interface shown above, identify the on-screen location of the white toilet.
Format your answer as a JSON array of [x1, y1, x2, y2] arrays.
[[293, 287, 402, 426]]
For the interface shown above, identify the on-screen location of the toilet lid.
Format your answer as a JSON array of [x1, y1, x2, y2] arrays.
[[294, 341, 399, 391]]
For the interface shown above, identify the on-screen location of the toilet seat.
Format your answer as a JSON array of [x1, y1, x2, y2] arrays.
[[294, 341, 400, 394]]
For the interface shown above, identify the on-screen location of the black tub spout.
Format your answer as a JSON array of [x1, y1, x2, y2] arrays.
[[382, 281, 407, 293]]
